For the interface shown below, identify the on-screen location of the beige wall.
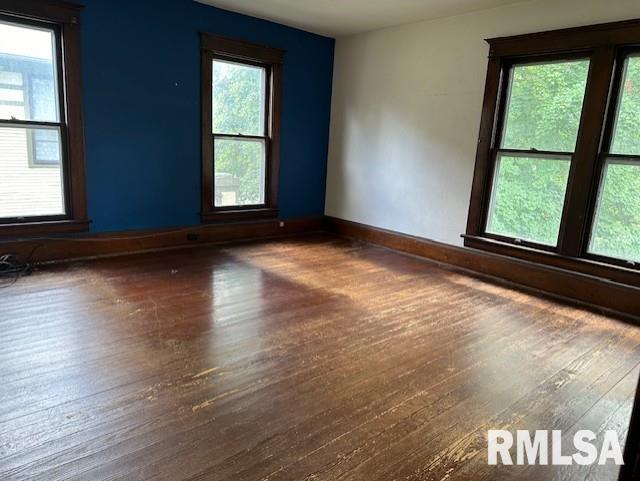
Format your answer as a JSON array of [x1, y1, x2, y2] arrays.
[[325, 0, 640, 246]]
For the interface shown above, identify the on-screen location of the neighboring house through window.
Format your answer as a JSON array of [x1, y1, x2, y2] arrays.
[[0, 57, 60, 167]]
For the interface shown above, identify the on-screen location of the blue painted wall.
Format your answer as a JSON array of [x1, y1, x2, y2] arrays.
[[79, 0, 334, 232]]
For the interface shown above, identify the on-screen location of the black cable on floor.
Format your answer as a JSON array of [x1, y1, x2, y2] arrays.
[[0, 253, 33, 288]]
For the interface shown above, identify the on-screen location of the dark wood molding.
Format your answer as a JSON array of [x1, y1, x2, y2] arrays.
[[463, 234, 640, 288], [0, 220, 90, 237], [465, 55, 503, 236], [0, 0, 88, 234], [325, 216, 640, 322], [200, 34, 283, 223], [201, 208, 279, 223], [268, 61, 282, 211], [0, 217, 323, 264], [200, 33, 285, 64], [557, 46, 617, 257], [61, 9, 88, 224], [201, 47, 215, 220], [487, 18, 640, 57], [0, 0, 82, 24]]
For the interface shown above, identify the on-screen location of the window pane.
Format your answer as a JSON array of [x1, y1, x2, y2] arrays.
[[0, 87, 23, 102], [214, 138, 265, 207], [0, 126, 65, 218], [33, 128, 61, 165], [212, 59, 265, 136], [0, 70, 22, 85], [0, 21, 59, 122], [501, 60, 589, 152], [589, 160, 640, 263], [611, 56, 640, 155], [486, 153, 571, 246], [0, 71, 24, 120]]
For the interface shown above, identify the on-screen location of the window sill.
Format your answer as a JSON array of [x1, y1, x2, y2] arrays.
[[463, 234, 640, 289], [0, 219, 90, 239], [201, 208, 279, 223]]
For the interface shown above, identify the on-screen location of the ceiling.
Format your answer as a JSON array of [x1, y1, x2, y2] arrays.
[[197, 0, 525, 37]]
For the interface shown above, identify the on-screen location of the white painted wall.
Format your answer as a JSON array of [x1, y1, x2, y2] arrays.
[[325, 0, 640, 246]]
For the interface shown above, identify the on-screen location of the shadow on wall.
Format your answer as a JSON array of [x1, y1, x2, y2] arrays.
[[326, 29, 480, 245]]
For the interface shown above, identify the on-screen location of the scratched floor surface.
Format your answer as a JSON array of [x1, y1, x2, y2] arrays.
[[0, 234, 638, 480]]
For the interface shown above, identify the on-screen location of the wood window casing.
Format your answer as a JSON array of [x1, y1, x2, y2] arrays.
[[200, 33, 284, 223], [0, 0, 88, 237], [465, 19, 640, 288]]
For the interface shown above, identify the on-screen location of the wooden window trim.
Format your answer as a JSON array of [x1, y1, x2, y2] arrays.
[[200, 33, 284, 223], [0, 0, 88, 237], [465, 18, 640, 285]]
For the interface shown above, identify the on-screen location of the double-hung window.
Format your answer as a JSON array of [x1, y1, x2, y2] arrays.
[[589, 51, 640, 264], [485, 57, 589, 247], [466, 20, 640, 283], [0, 0, 87, 236], [200, 34, 284, 222]]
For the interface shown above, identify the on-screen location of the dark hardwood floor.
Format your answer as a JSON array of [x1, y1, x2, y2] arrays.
[[0, 234, 638, 480]]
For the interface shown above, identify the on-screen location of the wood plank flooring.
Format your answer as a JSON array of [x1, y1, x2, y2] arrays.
[[0, 234, 638, 481]]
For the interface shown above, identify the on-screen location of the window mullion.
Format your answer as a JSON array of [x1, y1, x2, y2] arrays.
[[607, 153, 640, 162], [556, 46, 617, 258], [213, 133, 267, 141], [0, 118, 63, 129], [496, 147, 574, 157]]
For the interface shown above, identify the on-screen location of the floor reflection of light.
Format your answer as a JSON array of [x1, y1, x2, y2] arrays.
[[195, 258, 268, 416]]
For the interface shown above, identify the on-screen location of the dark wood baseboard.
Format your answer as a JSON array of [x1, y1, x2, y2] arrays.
[[0, 217, 323, 264], [324, 216, 640, 323], [0, 219, 90, 237], [4, 213, 638, 321]]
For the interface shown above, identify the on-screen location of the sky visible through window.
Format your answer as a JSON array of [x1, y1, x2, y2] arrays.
[[0, 22, 53, 60]]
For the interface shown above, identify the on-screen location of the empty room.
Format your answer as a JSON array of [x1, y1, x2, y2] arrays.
[[2, 0, 640, 480]]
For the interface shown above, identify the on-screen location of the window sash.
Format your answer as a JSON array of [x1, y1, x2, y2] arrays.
[[0, 14, 70, 223], [0, 17, 62, 124], [609, 54, 640, 156], [208, 53, 273, 212], [484, 150, 573, 250], [586, 154, 640, 267], [480, 55, 589, 251], [498, 58, 590, 153], [211, 58, 267, 138], [211, 133, 268, 209]]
